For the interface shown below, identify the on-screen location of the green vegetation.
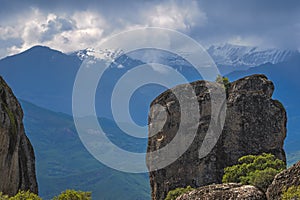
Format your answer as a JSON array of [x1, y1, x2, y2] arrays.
[[0, 190, 91, 200], [52, 189, 91, 200], [215, 75, 231, 95], [1, 191, 42, 200], [282, 185, 300, 200], [165, 186, 194, 200], [0, 192, 9, 200], [10, 190, 42, 200], [222, 153, 286, 192]]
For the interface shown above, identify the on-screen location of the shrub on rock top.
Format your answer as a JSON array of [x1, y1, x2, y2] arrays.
[[222, 153, 285, 192]]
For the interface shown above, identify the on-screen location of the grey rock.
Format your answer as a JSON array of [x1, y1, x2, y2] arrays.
[[0, 77, 38, 196], [176, 183, 266, 200], [147, 74, 286, 200], [266, 161, 300, 200]]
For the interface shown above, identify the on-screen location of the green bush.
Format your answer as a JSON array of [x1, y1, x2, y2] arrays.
[[282, 185, 300, 200], [222, 153, 285, 192], [215, 75, 231, 95], [0, 189, 92, 200], [9, 190, 42, 200], [0, 192, 9, 200], [52, 189, 91, 200], [165, 186, 194, 200]]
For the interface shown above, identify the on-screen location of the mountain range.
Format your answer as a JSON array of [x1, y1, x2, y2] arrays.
[[20, 100, 149, 200], [208, 43, 299, 67], [0, 43, 299, 199], [207, 43, 300, 74]]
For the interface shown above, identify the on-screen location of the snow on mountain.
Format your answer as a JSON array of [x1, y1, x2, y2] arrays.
[[70, 48, 124, 62], [207, 43, 300, 67], [71, 44, 300, 76]]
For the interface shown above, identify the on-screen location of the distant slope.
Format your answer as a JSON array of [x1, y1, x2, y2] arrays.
[[0, 46, 81, 114], [1, 44, 298, 116], [1, 44, 299, 167], [20, 100, 150, 200], [0, 46, 201, 124]]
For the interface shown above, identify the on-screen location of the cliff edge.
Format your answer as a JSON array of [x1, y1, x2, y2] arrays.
[[147, 74, 286, 200], [0, 77, 38, 196]]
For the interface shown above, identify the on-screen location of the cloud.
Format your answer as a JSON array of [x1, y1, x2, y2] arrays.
[[192, 0, 300, 49], [143, 0, 207, 31], [42, 11, 108, 52], [0, 0, 299, 58], [0, 0, 206, 58], [0, 26, 19, 40], [40, 14, 75, 42], [228, 36, 264, 47], [2, 8, 108, 56]]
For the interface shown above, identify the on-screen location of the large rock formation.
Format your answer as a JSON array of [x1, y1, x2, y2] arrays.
[[266, 160, 300, 200], [0, 77, 38, 196], [176, 183, 266, 200], [147, 74, 286, 200]]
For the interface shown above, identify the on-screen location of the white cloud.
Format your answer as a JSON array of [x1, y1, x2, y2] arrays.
[[0, 26, 19, 40], [2, 8, 108, 57], [0, 1, 206, 58], [0, 0, 299, 58], [144, 0, 206, 31], [228, 36, 264, 47], [72, 11, 107, 30], [150, 64, 172, 74]]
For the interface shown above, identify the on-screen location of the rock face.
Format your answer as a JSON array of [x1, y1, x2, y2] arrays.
[[176, 183, 266, 200], [147, 74, 286, 200], [0, 77, 38, 196], [266, 161, 300, 200]]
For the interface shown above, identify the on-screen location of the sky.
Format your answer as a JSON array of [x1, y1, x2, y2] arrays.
[[0, 0, 299, 58]]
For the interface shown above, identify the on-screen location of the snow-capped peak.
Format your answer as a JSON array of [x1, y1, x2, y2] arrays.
[[207, 43, 299, 67], [72, 48, 124, 62]]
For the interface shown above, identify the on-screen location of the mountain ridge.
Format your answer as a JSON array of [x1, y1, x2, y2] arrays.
[[0, 44, 299, 160], [0, 44, 299, 199], [207, 43, 300, 67], [20, 99, 150, 200]]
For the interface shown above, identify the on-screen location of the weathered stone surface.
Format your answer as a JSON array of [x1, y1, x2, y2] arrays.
[[266, 160, 300, 200], [176, 183, 266, 200], [0, 77, 38, 196], [147, 74, 286, 200]]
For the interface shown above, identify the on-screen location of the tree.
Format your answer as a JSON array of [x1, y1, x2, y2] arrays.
[[215, 75, 231, 95], [222, 153, 285, 192], [0, 192, 9, 200], [282, 185, 300, 200], [52, 189, 92, 200], [165, 186, 194, 200], [9, 190, 42, 200]]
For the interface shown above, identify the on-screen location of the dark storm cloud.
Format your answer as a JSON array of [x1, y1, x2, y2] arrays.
[[40, 17, 75, 42], [192, 0, 300, 48], [0, 0, 152, 18]]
